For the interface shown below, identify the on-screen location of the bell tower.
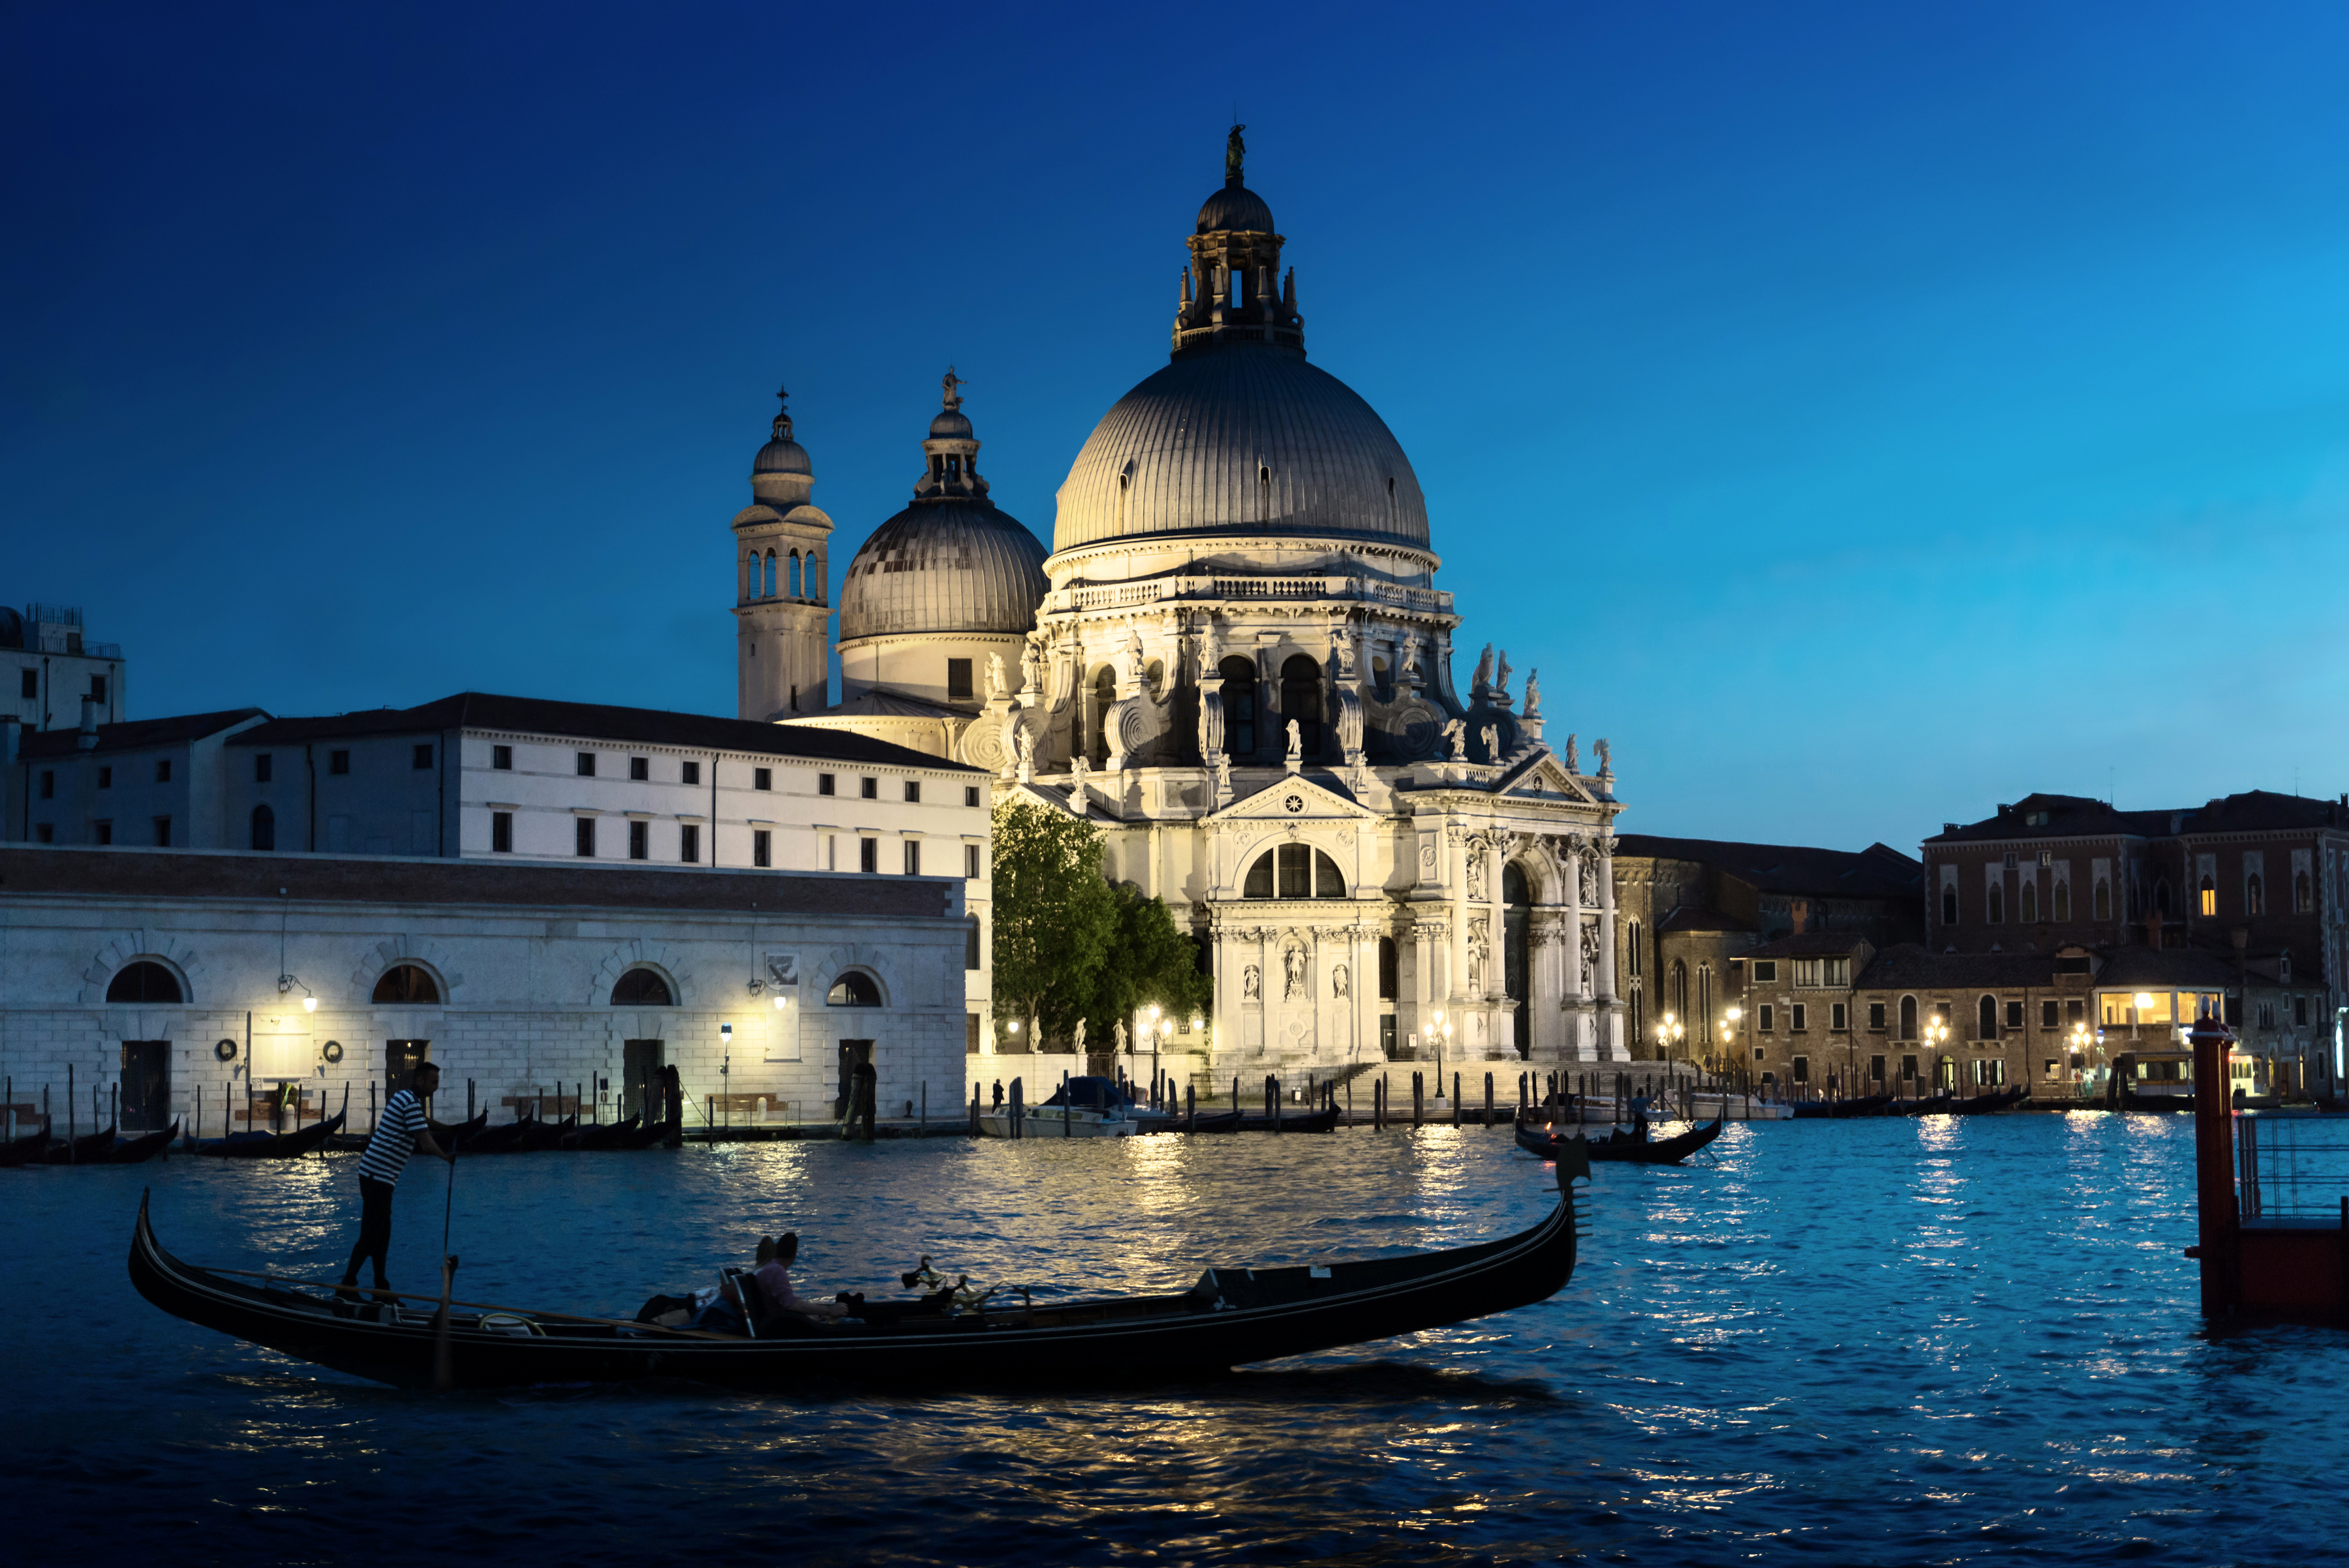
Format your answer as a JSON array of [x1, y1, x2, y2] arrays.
[[733, 388, 835, 720]]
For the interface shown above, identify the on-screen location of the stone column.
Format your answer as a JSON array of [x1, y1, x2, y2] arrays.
[[1447, 822, 1469, 1009], [1257, 925, 1278, 1059], [1597, 832, 1621, 1060], [1559, 833, 1586, 1059]]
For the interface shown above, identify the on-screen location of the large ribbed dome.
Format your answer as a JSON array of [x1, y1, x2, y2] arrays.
[[1052, 347, 1430, 552], [839, 502, 1048, 641]]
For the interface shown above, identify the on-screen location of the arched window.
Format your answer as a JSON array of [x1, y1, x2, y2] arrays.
[[2053, 881, 2071, 922], [1220, 657, 1257, 758], [1372, 657, 1393, 704], [1899, 995, 1918, 1041], [107, 961, 182, 1004], [1670, 959, 1687, 1021], [2196, 877, 2213, 917], [1627, 921, 1642, 978], [827, 970, 882, 1006], [788, 550, 801, 598], [763, 549, 776, 598], [251, 803, 275, 852], [1978, 994, 1998, 1040], [372, 963, 441, 1004], [2020, 880, 2036, 923], [2245, 874, 2264, 916], [966, 915, 981, 972], [1503, 863, 1531, 1056], [1280, 654, 1322, 759], [1242, 845, 1346, 899], [2297, 870, 2313, 913], [1988, 882, 2004, 924], [1941, 887, 1959, 926], [2094, 880, 2111, 921], [1377, 936, 1397, 1000], [1090, 667, 1116, 766], [609, 968, 674, 1006]]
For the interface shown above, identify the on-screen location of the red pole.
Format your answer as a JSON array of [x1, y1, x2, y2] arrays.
[[2189, 1013, 2236, 1319]]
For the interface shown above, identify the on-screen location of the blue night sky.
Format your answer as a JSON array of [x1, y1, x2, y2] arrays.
[[8, 2, 2349, 853]]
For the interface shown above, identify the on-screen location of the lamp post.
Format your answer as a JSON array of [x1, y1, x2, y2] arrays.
[[1654, 1009, 1685, 1064], [1721, 1006, 1742, 1090], [1924, 1013, 1950, 1092]]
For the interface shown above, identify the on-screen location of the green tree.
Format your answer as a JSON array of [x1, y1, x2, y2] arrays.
[[989, 794, 1114, 1048], [1085, 882, 1213, 1048]]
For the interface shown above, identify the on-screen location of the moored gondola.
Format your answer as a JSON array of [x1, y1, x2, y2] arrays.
[[100, 1122, 179, 1165], [185, 1111, 346, 1159], [0, 1125, 51, 1168], [461, 1115, 536, 1155], [1896, 1093, 1957, 1116], [1829, 1093, 1894, 1118], [127, 1160, 1587, 1390], [1186, 1110, 1243, 1134], [1946, 1086, 2027, 1116], [1516, 1115, 1724, 1166], [566, 1115, 641, 1150], [42, 1124, 123, 1164]]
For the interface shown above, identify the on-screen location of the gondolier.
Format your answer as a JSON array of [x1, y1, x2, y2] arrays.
[[339, 1062, 452, 1299]]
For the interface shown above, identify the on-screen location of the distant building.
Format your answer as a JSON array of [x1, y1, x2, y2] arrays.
[[2, 602, 125, 733], [1608, 836, 1924, 1060], [1922, 791, 2348, 1090]]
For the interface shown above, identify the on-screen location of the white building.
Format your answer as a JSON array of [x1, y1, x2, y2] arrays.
[[0, 844, 971, 1137], [3, 602, 127, 733], [772, 132, 1628, 1073]]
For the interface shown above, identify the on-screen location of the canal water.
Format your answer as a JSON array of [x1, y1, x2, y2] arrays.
[[5, 1114, 2344, 1565]]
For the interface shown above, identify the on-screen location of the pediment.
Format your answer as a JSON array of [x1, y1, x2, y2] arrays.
[[1205, 775, 1375, 825], [1499, 754, 1599, 807]]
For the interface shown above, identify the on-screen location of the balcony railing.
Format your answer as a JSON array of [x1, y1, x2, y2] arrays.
[[1052, 575, 1452, 616]]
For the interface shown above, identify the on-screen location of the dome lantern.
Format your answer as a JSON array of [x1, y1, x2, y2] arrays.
[[1174, 125, 1303, 360], [750, 386, 814, 510]]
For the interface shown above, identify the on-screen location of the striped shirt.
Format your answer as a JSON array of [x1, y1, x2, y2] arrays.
[[358, 1090, 429, 1184]]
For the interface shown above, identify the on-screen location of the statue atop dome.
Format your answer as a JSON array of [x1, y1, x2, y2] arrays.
[[1226, 123, 1246, 183], [941, 366, 966, 412]]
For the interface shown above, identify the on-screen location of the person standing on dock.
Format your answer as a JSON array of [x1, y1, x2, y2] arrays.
[[339, 1060, 453, 1299]]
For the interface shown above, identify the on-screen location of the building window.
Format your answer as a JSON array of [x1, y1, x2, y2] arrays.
[[2053, 882, 2070, 921], [2258, 1000, 2276, 1030], [861, 777, 878, 800], [1869, 1054, 1886, 1082], [965, 843, 981, 879], [966, 915, 981, 970], [251, 804, 275, 851], [628, 820, 649, 860], [493, 745, 512, 770], [155, 758, 172, 784], [254, 754, 272, 784], [97, 765, 111, 788], [611, 968, 674, 1006], [859, 837, 878, 874], [2198, 878, 2215, 917], [1830, 1002, 1847, 1032], [753, 829, 772, 868], [38, 770, 54, 799], [2295, 994, 2311, 1026], [412, 744, 433, 770], [18, 669, 34, 699], [904, 840, 922, 876], [964, 786, 980, 807], [1758, 1004, 1775, 1033], [1791, 1056, 1809, 1084], [106, 961, 183, 1004], [1978, 994, 1999, 1039], [827, 971, 882, 1007], [1627, 921, 1641, 978], [905, 780, 921, 803], [630, 756, 649, 782], [2246, 873, 2264, 916], [1220, 657, 1258, 758], [1280, 655, 1323, 758], [947, 658, 973, 701], [1900, 995, 1918, 1040], [1790, 1004, 1807, 1033], [577, 752, 596, 777], [1242, 844, 1346, 898], [2041, 999, 2059, 1029], [372, 963, 441, 1004], [576, 818, 596, 857], [2021, 882, 2038, 923], [34, 823, 52, 842], [491, 812, 513, 853], [818, 773, 835, 796], [2004, 1000, 2023, 1030], [1988, 882, 2004, 924], [1751, 961, 1777, 984], [93, 820, 112, 844], [2296, 871, 2313, 912], [1868, 1002, 1886, 1032], [89, 674, 106, 703], [681, 823, 699, 863], [1901, 1054, 1918, 1081], [754, 767, 772, 791], [1941, 887, 1958, 925], [683, 760, 700, 785], [153, 816, 171, 848], [1379, 936, 1399, 1000]]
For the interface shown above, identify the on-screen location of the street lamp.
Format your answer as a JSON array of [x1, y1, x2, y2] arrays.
[[1655, 1009, 1685, 1063], [1924, 1013, 1950, 1091]]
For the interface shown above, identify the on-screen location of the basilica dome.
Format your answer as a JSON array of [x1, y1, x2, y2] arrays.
[[1052, 344, 1429, 553], [838, 382, 1047, 643]]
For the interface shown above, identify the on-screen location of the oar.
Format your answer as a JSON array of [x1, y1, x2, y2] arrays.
[[433, 1147, 459, 1389]]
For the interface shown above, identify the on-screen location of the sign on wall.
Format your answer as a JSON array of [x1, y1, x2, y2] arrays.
[[763, 951, 801, 1061]]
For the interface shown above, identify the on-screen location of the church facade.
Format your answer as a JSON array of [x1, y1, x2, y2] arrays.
[[748, 133, 1628, 1071]]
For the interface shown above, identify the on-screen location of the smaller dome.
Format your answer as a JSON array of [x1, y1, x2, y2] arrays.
[[929, 407, 974, 440], [754, 435, 811, 476], [1197, 180, 1276, 235]]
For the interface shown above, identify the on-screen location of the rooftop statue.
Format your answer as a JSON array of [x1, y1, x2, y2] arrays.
[[1494, 649, 1512, 698], [1227, 123, 1246, 181], [1524, 669, 1541, 716], [941, 366, 966, 411]]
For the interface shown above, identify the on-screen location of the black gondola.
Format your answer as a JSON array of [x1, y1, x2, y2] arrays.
[[185, 1111, 346, 1160], [567, 1115, 641, 1151], [98, 1122, 179, 1165], [42, 1124, 123, 1164], [514, 1114, 577, 1153], [1186, 1111, 1243, 1134], [1515, 1116, 1724, 1166], [1895, 1093, 1956, 1116], [0, 1124, 51, 1168], [1231, 1106, 1342, 1133], [430, 1110, 491, 1144], [461, 1115, 536, 1155], [127, 1160, 1588, 1391], [1945, 1086, 2026, 1116]]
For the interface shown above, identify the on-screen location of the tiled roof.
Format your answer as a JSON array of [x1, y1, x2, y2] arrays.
[[1744, 932, 1871, 959], [1929, 790, 2349, 845], [18, 708, 268, 760], [226, 692, 979, 773], [1613, 835, 1922, 900], [791, 687, 970, 722], [2090, 947, 2245, 991], [1854, 944, 2059, 990], [0, 845, 956, 919], [2179, 790, 2349, 835]]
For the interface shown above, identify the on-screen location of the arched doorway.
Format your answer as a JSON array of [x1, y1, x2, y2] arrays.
[[1280, 654, 1321, 759], [1503, 863, 1531, 1058]]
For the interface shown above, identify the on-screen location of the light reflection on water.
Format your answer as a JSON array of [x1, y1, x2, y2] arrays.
[[4, 1115, 2346, 1563]]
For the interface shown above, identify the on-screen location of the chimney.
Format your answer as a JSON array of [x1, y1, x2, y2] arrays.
[[76, 696, 99, 750], [1790, 899, 1809, 935]]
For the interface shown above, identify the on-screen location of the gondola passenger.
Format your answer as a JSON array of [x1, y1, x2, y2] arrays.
[[756, 1231, 847, 1321]]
